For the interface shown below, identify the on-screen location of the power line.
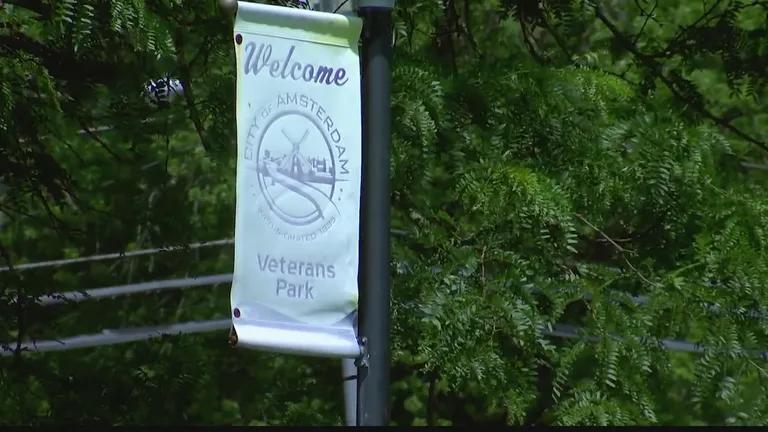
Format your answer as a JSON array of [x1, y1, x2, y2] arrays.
[[3, 240, 764, 358], [13, 271, 762, 360], [577, 291, 767, 320], [4, 320, 765, 359], [1, 229, 411, 273], [0, 239, 234, 273], [0, 319, 231, 356], [36, 274, 233, 306], [741, 162, 768, 171], [544, 324, 767, 359], [30, 270, 767, 320], [25, 271, 645, 310]]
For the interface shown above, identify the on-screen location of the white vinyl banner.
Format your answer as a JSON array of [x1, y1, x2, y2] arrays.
[[230, 2, 363, 358]]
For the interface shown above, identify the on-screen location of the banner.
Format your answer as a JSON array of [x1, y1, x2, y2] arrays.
[[230, 2, 363, 358]]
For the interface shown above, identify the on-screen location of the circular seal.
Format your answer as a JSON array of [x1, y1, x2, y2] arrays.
[[244, 93, 345, 240]]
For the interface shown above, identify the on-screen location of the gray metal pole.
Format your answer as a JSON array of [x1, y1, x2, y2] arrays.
[[357, 1, 394, 426], [342, 358, 358, 426]]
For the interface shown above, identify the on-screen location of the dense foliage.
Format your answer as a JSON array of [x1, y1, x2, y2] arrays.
[[1, 0, 767, 426]]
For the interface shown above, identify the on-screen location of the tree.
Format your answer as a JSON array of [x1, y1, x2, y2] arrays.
[[1, 0, 767, 426]]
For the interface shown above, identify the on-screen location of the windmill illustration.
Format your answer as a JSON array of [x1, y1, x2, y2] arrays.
[[254, 120, 342, 226], [278, 128, 313, 181]]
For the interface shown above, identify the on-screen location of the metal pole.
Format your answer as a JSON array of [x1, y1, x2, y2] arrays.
[[342, 358, 358, 426], [357, 1, 394, 426]]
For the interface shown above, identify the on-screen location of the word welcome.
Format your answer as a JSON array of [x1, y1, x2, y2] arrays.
[[244, 42, 349, 86]]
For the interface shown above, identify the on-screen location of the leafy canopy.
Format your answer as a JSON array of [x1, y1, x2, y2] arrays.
[[1, 0, 767, 426]]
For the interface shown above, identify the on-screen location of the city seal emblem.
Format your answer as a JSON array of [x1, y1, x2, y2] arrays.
[[243, 92, 350, 241]]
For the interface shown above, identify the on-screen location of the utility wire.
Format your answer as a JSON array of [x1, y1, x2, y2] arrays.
[[4, 320, 766, 359], [29, 271, 767, 320], [0, 319, 231, 356], [1, 229, 411, 273], [36, 274, 233, 306], [545, 324, 767, 359], [0, 239, 234, 273], [3, 239, 764, 357], [333, 0, 350, 13]]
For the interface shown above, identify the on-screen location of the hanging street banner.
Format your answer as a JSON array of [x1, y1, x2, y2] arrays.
[[230, 2, 363, 358]]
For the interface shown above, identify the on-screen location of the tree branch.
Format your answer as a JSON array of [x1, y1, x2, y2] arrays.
[[0, 33, 117, 84], [518, 13, 546, 64], [592, 2, 768, 154], [655, 0, 724, 57], [439, 0, 459, 73], [0, 239, 15, 273], [574, 212, 658, 288], [0, 239, 26, 362], [540, 16, 572, 62], [427, 373, 439, 426], [632, 0, 658, 45], [1, 0, 51, 16], [173, 30, 212, 152], [460, 0, 479, 54], [78, 120, 125, 162]]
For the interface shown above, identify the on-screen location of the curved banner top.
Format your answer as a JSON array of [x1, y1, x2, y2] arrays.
[[230, 2, 363, 358]]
